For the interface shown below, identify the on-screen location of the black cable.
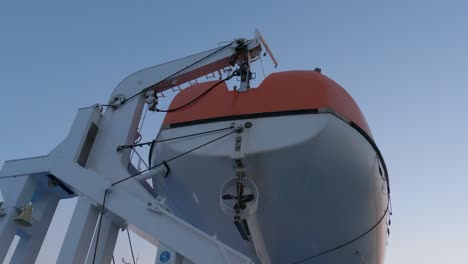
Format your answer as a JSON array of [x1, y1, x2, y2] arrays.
[[92, 189, 109, 264], [0, 174, 29, 180], [126, 229, 136, 264], [290, 196, 390, 264], [112, 128, 239, 187], [90, 128, 237, 263], [121, 43, 233, 105], [150, 125, 234, 168], [154, 67, 238, 113], [118, 125, 235, 151], [155, 78, 226, 112], [164, 128, 238, 163]]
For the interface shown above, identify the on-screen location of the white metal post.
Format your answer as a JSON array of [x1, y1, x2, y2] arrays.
[[10, 192, 59, 264], [85, 214, 120, 264], [0, 176, 36, 262], [57, 197, 100, 264]]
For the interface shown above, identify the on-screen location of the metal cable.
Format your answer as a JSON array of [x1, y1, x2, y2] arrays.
[[290, 195, 390, 264], [111, 127, 239, 186], [155, 79, 225, 113], [121, 43, 233, 105], [118, 125, 235, 151], [92, 189, 109, 264], [154, 69, 238, 113], [91, 128, 238, 263], [134, 147, 183, 215], [126, 229, 136, 264]]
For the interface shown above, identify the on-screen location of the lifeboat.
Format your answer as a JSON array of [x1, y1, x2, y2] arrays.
[[152, 70, 389, 263]]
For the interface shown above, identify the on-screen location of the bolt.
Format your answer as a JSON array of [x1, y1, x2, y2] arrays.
[[235, 126, 244, 133]]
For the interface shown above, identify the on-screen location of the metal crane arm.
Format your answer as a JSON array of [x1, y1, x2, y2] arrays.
[[110, 38, 262, 102], [0, 32, 273, 263]]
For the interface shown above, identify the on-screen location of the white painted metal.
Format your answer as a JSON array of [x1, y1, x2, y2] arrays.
[[0, 177, 36, 261], [254, 29, 278, 68], [155, 243, 190, 264], [0, 103, 253, 264], [10, 193, 59, 264], [85, 215, 120, 264], [152, 114, 389, 264], [57, 197, 100, 263], [0, 34, 264, 263], [110, 38, 261, 100], [134, 165, 168, 182]]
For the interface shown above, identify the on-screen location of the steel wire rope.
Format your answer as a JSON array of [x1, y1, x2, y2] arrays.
[[290, 194, 391, 264], [98, 42, 232, 108], [154, 77, 228, 113], [146, 127, 239, 215], [53, 48, 234, 262], [132, 143, 184, 215], [119, 43, 232, 106], [92, 189, 109, 264], [126, 229, 136, 264], [118, 125, 235, 152], [11, 41, 239, 264], [147, 124, 235, 170], [92, 127, 239, 263], [112, 127, 239, 186]]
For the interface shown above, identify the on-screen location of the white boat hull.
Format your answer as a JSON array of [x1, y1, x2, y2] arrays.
[[153, 113, 388, 263]]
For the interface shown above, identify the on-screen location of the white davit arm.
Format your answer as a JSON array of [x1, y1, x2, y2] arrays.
[[0, 33, 276, 264], [110, 37, 262, 102]]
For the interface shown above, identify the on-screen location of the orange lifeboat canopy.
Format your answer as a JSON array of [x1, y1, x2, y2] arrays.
[[163, 70, 372, 138]]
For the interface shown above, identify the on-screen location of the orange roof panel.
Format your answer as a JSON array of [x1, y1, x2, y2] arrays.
[[163, 70, 372, 137]]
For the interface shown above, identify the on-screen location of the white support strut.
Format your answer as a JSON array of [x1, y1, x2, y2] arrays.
[[0, 33, 268, 263], [0, 107, 253, 263]]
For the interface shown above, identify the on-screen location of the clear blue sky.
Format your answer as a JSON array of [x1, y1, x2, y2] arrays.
[[1, 1, 468, 263]]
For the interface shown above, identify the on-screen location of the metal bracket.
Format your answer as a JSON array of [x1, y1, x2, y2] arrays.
[[110, 94, 126, 108], [145, 90, 158, 111], [147, 196, 169, 215]]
